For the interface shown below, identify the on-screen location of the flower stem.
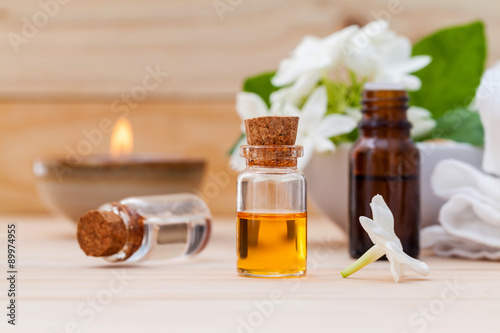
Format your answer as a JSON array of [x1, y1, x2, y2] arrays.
[[341, 245, 386, 278]]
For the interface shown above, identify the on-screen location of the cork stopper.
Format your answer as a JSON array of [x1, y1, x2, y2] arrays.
[[77, 210, 127, 257], [242, 116, 302, 167], [245, 116, 299, 145]]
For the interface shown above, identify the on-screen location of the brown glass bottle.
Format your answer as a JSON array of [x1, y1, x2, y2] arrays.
[[349, 84, 420, 259]]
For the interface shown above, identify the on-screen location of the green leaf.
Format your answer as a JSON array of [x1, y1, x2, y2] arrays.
[[242, 71, 278, 107], [427, 107, 484, 146], [410, 21, 487, 118]]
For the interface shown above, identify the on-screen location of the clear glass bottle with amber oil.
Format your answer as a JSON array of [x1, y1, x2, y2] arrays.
[[237, 116, 307, 278], [349, 83, 420, 259]]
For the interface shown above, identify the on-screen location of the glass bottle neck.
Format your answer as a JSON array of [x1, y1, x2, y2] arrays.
[[359, 88, 411, 138], [240, 145, 303, 168]]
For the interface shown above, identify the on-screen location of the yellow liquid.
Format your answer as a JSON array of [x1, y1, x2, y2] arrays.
[[237, 212, 307, 278]]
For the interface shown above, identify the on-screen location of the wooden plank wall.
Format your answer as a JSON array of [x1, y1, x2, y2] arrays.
[[0, 103, 240, 215], [0, 0, 499, 215]]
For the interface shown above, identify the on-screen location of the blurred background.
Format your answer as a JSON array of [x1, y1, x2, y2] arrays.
[[0, 0, 499, 216]]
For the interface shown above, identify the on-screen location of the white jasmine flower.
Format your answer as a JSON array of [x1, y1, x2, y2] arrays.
[[341, 195, 430, 283], [272, 25, 359, 86], [271, 25, 359, 106], [407, 106, 436, 139], [346, 20, 431, 91], [284, 86, 358, 169]]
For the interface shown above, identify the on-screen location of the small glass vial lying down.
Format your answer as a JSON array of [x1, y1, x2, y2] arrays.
[[237, 116, 307, 278], [77, 193, 211, 263]]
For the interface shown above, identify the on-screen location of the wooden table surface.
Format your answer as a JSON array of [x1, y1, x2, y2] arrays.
[[0, 215, 498, 333]]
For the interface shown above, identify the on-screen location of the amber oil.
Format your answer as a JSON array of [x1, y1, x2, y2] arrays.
[[237, 211, 307, 278]]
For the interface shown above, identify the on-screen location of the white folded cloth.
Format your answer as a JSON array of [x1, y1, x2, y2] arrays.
[[421, 63, 500, 260], [421, 159, 500, 260], [421, 225, 500, 260]]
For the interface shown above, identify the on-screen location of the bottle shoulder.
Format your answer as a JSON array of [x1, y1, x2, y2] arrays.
[[351, 136, 418, 154]]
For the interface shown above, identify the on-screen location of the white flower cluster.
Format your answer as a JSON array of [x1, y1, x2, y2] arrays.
[[231, 20, 435, 171]]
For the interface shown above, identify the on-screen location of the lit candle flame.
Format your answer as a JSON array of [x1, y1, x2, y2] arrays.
[[110, 117, 133, 157]]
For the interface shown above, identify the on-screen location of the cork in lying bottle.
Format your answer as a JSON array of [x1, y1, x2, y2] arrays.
[[77, 203, 144, 260]]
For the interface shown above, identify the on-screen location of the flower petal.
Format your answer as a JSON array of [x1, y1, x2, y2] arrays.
[[270, 71, 322, 107], [323, 24, 359, 49], [407, 106, 432, 120], [297, 136, 315, 170], [361, 20, 390, 40], [392, 55, 432, 75], [313, 137, 336, 154], [271, 58, 304, 87], [229, 135, 247, 172], [388, 259, 403, 283], [402, 75, 422, 91], [324, 25, 360, 67], [281, 103, 301, 117], [476, 61, 500, 113], [300, 86, 328, 130], [370, 194, 396, 236], [316, 114, 358, 139], [407, 256, 431, 276], [236, 92, 269, 123], [385, 241, 430, 276], [346, 44, 379, 78], [272, 36, 332, 86], [411, 119, 436, 139], [345, 107, 363, 122], [359, 216, 392, 245]]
